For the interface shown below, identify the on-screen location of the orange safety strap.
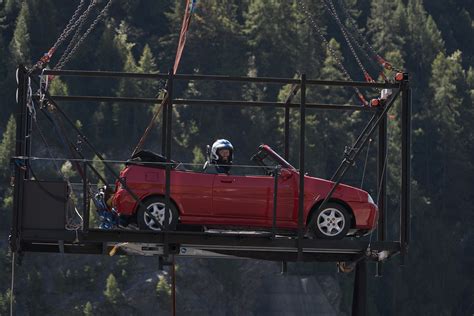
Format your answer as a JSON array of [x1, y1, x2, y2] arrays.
[[173, 0, 193, 74], [132, 0, 195, 156]]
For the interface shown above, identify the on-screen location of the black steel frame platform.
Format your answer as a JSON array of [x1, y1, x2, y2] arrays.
[[10, 65, 411, 266]]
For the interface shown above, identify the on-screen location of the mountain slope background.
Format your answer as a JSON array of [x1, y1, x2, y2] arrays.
[[0, 0, 473, 314]]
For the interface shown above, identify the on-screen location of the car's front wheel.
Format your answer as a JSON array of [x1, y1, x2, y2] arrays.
[[309, 202, 350, 240], [137, 196, 178, 231]]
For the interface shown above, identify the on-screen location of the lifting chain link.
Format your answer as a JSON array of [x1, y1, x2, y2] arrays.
[[322, 0, 374, 82], [325, 0, 383, 77], [55, 0, 113, 70], [55, 0, 99, 70], [51, 0, 88, 52], [335, 0, 402, 73], [30, 0, 92, 73], [298, 0, 368, 106]]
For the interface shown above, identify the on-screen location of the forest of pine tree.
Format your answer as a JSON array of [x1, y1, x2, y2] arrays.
[[0, 0, 473, 314]]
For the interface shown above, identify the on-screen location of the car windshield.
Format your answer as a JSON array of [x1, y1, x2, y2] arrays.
[[251, 145, 295, 171]]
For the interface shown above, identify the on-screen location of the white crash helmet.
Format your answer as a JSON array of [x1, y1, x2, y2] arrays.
[[211, 139, 233, 163]]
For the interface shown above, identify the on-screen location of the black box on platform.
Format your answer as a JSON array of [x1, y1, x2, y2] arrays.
[[22, 180, 68, 230]]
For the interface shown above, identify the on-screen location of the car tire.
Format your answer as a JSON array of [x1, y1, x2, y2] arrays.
[[309, 202, 351, 240], [137, 196, 178, 231]]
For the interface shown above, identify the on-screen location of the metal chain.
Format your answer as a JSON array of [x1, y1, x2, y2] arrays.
[[30, 0, 92, 73], [50, 0, 88, 52], [322, 0, 373, 82], [324, 0, 384, 81], [298, 0, 368, 105], [55, 18, 89, 70], [56, 0, 113, 70], [336, 0, 402, 72]]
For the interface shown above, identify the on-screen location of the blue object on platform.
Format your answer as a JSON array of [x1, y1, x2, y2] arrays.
[[93, 188, 120, 229]]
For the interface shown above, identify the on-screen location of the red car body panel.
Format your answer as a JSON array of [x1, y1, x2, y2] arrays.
[[112, 145, 378, 232]]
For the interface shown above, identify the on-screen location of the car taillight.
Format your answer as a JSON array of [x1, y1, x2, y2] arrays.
[[116, 177, 126, 191]]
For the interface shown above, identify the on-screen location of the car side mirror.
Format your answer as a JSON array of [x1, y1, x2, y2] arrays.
[[280, 168, 292, 180]]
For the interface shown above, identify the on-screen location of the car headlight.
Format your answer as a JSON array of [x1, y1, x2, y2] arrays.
[[368, 193, 375, 204]]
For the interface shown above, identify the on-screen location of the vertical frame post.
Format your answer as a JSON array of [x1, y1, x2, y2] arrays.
[[352, 259, 367, 316], [284, 104, 290, 161], [164, 71, 173, 230], [272, 165, 280, 237], [400, 76, 411, 263], [82, 161, 89, 232], [10, 65, 30, 253], [376, 112, 387, 276], [297, 74, 306, 260], [162, 97, 168, 156]]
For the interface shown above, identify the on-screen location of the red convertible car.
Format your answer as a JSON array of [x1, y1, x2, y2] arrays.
[[111, 145, 378, 239]]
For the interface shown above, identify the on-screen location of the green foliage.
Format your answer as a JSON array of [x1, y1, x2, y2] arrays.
[[60, 160, 77, 179], [83, 301, 93, 316], [104, 273, 122, 305], [0, 114, 15, 181], [405, 0, 445, 78], [156, 274, 171, 301], [91, 155, 107, 187], [9, 1, 29, 63], [49, 78, 69, 95], [192, 146, 205, 165], [0, 289, 13, 315], [368, 0, 406, 55]]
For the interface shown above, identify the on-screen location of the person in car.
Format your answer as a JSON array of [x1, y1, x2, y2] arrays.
[[209, 139, 233, 173]]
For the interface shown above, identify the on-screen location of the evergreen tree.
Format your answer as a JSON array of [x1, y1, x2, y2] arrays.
[[83, 301, 93, 316], [110, 21, 144, 155], [419, 50, 469, 203], [0, 111, 14, 227], [0, 115, 16, 181], [133, 44, 160, 153], [9, 1, 30, 64], [405, 0, 445, 78], [27, 0, 58, 61], [91, 155, 107, 187], [137, 44, 159, 96], [367, 0, 405, 55], [104, 273, 122, 305], [156, 274, 171, 304], [0, 0, 21, 36], [245, 0, 300, 78]]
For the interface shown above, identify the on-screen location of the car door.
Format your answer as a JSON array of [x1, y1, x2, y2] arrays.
[[212, 171, 296, 225], [170, 170, 215, 218]]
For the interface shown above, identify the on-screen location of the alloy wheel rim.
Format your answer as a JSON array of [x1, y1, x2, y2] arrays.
[[144, 202, 172, 230], [317, 208, 345, 236]]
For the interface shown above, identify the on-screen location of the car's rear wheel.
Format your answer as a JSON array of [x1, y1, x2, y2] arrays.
[[137, 196, 178, 231], [309, 202, 350, 240]]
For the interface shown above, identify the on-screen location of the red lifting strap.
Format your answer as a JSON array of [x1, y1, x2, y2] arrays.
[[173, 0, 194, 74], [357, 92, 369, 107], [132, 0, 195, 156], [363, 71, 374, 83], [376, 56, 393, 71]]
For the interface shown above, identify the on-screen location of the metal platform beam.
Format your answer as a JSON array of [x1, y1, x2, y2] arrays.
[[19, 228, 400, 262]]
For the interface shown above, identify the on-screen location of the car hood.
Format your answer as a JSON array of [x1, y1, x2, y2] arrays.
[[303, 174, 369, 202]]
